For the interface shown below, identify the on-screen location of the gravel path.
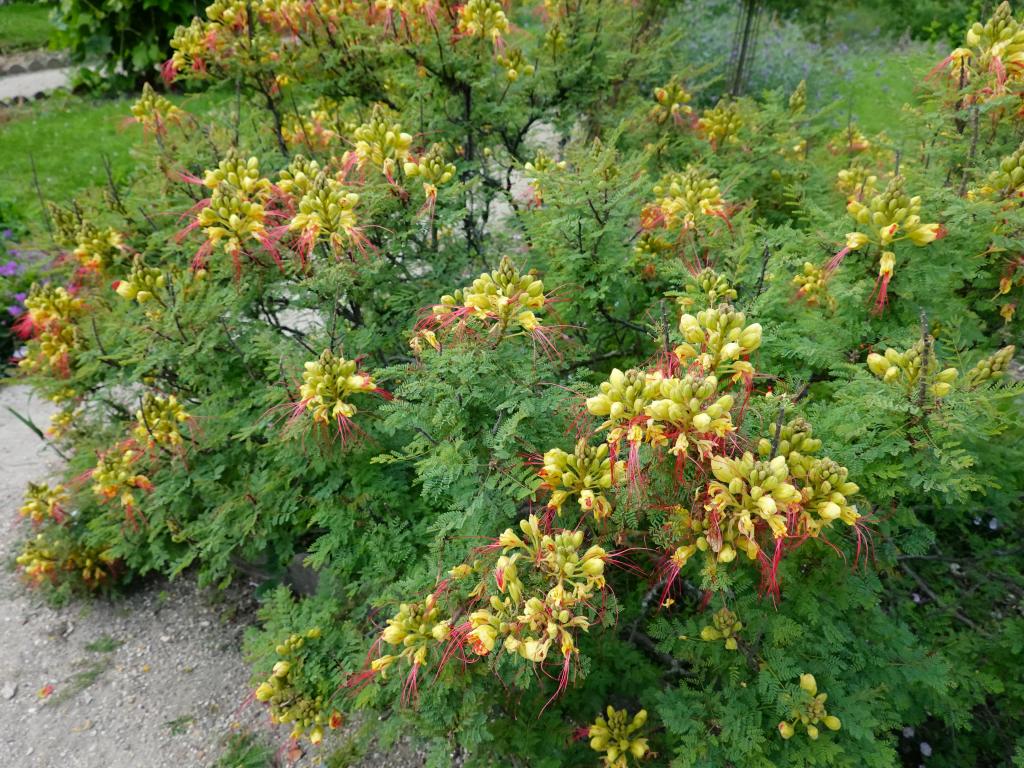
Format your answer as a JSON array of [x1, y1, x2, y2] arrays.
[[0, 384, 425, 767]]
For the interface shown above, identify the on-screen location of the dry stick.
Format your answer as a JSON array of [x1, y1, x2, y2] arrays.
[[29, 153, 54, 241], [219, 317, 261, 383], [101, 153, 127, 216], [769, 403, 787, 458], [899, 562, 985, 634], [957, 105, 981, 198], [288, 91, 316, 157], [752, 243, 771, 301], [916, 309, 931, 419], [660, 299, 672, 360]]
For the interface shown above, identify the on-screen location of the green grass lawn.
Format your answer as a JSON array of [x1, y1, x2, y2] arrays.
[[0, 95, 140, 223], [0, 2, 54, 54], [0, 91, 228, 229], [836, 46, 940, 135]]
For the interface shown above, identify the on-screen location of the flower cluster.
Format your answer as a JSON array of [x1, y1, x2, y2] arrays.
[[287, 172, 362, 259], [462, 516, 607, 668], [404, 144, 456, 215], [16, 527, 116, 589], [193, 153, 273, 266], [130, 83, 184, 136], [297, 349, 381, 433], [587, 707, 649, 767], [425, 256, 548, 340], [254, 628, 343, 744], [650, 77, 693, 125], [19, 482, 69, 525], [940, 2, 1024, 103], [349, 105, 413, 179], [373, 593, 452, 681], [369, 515, 609, 705], [675, 304, 762, 378], [644, 166, 728, 235], [15, 284, 83, 338], [90, 446, 154, 523], [778, 674, 842, 740], [834, 176, 944, 310], [15, 284, 84, 379], [167, 18, 214, 80], [72, 223, 124, 272], [867, 340, 959, 398], [792, 261, 835, 311], [663, 413, 858, 590], [456, 0, 509, 47], [698, 100, 742, 148], [133, 393, 191, 449], [541, 439, 623, 521], [113, 257, 166, 305]]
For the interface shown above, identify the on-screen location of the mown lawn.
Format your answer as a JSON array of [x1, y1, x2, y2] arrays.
[[0, 2, 54, 54], [0, 91, 227, 226]]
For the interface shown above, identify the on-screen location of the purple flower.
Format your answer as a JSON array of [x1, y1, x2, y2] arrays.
[[7, 292, 26, 317], [0, 260, 20, 277], [1, 229, 12, 239]]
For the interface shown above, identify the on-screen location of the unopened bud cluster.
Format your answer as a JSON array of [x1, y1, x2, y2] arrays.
[[134, 393, 190, 449], [542, 439, 623, 520], [677, 267, 737, 310], [650, 77, 693, 125], [131, 83, 184, 135], [698, 100, 742, 147], [700, 607, 743, 650], [114, 257, 166, 305], [587, 706, 649, 767], [973, 140, 1024, 199], [965, 345, 1016, 386], [836, 164, 878, 201], [254, 628, 343, 744], [867, 341, 959, 398], [778, 673, 841, 740]]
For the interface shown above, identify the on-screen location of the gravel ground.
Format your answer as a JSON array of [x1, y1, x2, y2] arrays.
[[0, 383, 426, 767]]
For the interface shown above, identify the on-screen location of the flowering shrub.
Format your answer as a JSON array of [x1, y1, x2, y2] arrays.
[[9, 0, 1024, 766]]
